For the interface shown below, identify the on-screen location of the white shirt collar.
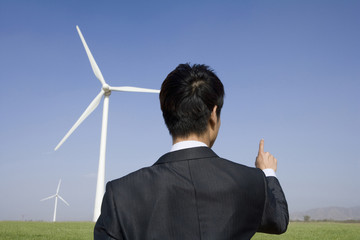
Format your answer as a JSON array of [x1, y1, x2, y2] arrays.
[[170, 140, 208, 152]]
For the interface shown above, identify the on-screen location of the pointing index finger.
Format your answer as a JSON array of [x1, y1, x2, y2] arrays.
[[259, 139, 264, 153]]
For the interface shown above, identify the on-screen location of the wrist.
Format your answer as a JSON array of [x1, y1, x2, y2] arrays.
[[262, 168, 276, 177]]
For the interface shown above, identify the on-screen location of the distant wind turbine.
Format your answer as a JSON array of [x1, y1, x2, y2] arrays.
[[41, 179, 69, 222], [54, 26, 160, 222]]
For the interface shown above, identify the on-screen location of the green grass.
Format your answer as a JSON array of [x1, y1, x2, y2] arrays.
[[0, 221, 359, 239], [252, 222, 360, 240], [0, 221, 95, 240]]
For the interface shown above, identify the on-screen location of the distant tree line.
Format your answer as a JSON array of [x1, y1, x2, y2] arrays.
[[289, 216, 360, 223]]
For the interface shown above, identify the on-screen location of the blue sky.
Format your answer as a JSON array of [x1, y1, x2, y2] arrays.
[[0, 0, 359, 221]]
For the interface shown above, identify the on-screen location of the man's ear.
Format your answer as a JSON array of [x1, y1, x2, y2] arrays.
[[209, 106, 218, 129]]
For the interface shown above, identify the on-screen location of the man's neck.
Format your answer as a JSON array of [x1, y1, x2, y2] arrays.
[[172, 133, 211, 147], [170, 140, 208, 152]]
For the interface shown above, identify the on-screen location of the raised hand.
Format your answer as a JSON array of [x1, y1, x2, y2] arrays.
[[255, 139, 277, 171]]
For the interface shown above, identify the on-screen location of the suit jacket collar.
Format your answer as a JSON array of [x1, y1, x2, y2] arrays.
[[154, 147, 218, 165]]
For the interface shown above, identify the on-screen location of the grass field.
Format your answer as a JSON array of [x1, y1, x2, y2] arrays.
[[0, 221, 94, 240], [253, 222, 360, 240], [0, 221, 359, 239]]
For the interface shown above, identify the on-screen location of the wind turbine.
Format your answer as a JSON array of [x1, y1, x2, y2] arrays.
[[54, 26, 160, 222], [41, 179, 70, 222]]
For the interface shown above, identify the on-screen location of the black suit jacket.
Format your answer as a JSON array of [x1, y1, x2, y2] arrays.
[[94, 147, 289, 240]]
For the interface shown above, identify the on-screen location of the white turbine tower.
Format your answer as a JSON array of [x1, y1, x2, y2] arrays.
[[54, 26, 160, 222], [41, 179, 70, 222]]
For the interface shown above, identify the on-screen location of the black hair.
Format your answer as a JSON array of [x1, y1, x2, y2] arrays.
[[160, 63, 225, 138]]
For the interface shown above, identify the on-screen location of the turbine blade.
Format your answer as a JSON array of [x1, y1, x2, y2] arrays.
[[41, 195, 56, 201], [56, 179, 61, 194], [76, 25, 106, 86], [54, 90, 104, 151], [109, 86, 160, 93], [58, 195, 70, 206]]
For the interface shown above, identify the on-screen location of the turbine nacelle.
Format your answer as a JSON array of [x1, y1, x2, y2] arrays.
[[102, 84, 111, 95]]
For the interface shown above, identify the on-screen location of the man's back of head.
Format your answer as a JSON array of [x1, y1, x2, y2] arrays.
[[159, 63, 225, 139]]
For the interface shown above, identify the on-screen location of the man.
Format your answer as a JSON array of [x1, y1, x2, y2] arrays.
[[94, 63, 289, 239]]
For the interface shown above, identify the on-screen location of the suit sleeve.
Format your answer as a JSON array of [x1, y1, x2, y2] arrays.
[[94, 182, 124, 240], [257, 176, 289, 234]]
